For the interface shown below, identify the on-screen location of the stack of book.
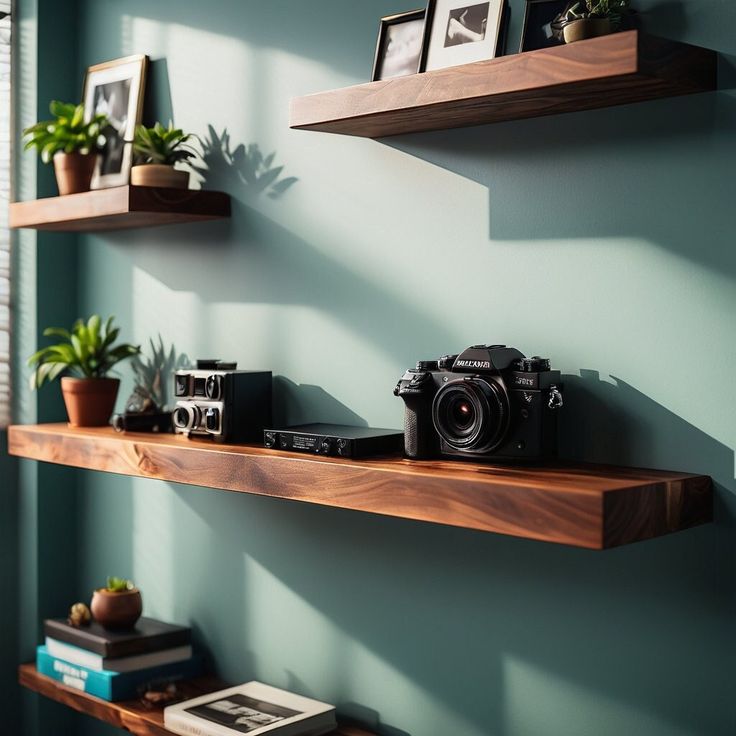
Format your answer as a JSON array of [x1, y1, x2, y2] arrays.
[[37, 616, 201, 701]]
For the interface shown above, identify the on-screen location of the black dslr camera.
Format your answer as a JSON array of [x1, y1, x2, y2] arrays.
[[394, 345, 563, 462], [173, 360, 272, 443]]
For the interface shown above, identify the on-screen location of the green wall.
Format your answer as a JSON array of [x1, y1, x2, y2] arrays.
[[18, 0, 736, 734]]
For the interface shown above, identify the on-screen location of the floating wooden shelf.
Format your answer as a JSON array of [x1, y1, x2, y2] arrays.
[[9, 185, 231, 232], [19, 664, 374, 736], [290, 31, 717, 137], [8, 424, 712, 549]]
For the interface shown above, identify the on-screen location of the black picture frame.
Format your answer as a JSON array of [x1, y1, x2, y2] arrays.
[[421, 0, 507, 72], [371, 9, 427, 82], [519, 0, 568, 53]]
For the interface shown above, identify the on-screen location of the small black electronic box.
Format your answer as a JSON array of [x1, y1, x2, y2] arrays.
[[264, 423, 403, 459]]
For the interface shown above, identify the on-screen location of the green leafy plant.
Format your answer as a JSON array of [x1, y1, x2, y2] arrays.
[[23, 101, 108, 164], [27, 315, 140, 389], [133, 122, 196, 166], [562, 0, 630, 23], [106, 576, 134, 592]]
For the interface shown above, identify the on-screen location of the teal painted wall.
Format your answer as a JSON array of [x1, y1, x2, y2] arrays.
[[40, 0, 736, 734]]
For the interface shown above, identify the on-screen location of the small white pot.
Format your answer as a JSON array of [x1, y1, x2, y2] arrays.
[[130, 164, 190, 189]]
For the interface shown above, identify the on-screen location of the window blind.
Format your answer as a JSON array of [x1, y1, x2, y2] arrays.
[[0, 1, 11, 427]]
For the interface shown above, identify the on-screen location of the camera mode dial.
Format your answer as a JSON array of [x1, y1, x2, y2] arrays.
[[416, 360, 439, 371]]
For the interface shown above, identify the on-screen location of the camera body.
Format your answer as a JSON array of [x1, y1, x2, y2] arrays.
[[394, 345, 563, 462], [173, 360, 272, 443]]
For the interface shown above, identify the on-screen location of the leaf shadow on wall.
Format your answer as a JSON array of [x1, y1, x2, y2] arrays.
[[387, 87, 736, 279], [169, 378, 734, 736]]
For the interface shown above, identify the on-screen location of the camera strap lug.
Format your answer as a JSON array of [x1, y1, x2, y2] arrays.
[[548, 386, 563, 410]]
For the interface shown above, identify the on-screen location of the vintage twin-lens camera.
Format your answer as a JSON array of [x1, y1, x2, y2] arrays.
[[394, 345, 563, 462], [173, 360, 272, 443]]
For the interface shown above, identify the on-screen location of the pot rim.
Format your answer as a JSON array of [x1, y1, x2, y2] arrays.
[[93, 587, 141, 596]]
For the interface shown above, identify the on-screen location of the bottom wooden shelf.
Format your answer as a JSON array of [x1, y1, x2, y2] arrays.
[[19, 664, 374, 736]]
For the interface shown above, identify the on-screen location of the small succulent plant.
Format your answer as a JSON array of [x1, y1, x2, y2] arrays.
[[133, 122, 196, 166], [106, 576, 134, 592]]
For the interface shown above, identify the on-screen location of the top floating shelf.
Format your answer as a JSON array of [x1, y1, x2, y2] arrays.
[[290, 31, 717, 138], [9, 185, 231, 232], [8, 423, 712, 550]]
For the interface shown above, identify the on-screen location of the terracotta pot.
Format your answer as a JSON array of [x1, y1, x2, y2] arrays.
[[131, 164, 189, 189], [53, 152, 97, 195], [60, 377, 120, 427], [91, 588, 143, 630], [562, 18, 612, 44]]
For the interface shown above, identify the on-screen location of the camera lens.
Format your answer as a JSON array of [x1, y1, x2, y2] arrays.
[[174, 406, 200, 430], [432, 378, 510, 453]]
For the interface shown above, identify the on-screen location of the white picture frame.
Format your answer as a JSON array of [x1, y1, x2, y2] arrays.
[[83, 54, 148, 190], [423, 0, 505, 72]]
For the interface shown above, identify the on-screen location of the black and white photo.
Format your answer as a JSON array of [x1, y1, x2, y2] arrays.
[[83, 54, 147, 189], [372, 9, 426, 81], [423, 0, 505, 71], [186, 694, 300, 734], [519, 0, 568, 52]]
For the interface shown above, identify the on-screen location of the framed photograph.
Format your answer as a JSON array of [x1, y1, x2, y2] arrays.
[[519, 0, 568, 53], [372, 9, 427, 82], [422, 0, 505, 72], [83, 54, 148, 189]]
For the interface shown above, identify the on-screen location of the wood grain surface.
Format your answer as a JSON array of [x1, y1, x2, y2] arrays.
[[19, 665, 376, 736], [8, 424, 712, 549], [290, 31, 717, 137], [9, 185, 231, 231]]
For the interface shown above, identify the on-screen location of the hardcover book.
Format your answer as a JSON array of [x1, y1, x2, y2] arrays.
[[44, 616, 191, 658], [36, 645, 201, 701], [164, 681, 336, 736], [45, 637, 193, 673]]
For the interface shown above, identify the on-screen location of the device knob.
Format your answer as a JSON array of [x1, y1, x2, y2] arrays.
[[205, 374, 223, 400], [319, 439, 332, 454], [205, 407, 220, 431], [416, 360, 439, 371], [521, 357, 550, 372], [438, 354, 458, 370], [264, 432, 276, 448]]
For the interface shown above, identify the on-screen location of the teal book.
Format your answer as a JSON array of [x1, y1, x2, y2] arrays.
[[36, 645, 201, 701]]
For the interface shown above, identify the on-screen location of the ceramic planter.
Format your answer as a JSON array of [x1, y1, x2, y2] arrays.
[[60, 377, 120, 427], [53, 151, 97, 195], [90, 588, 143, 630], [562, 18, 612, 44], [130, 164, 189, 189]]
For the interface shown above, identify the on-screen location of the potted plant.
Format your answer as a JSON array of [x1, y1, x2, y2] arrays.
[[28, 315, 140, 427], [131, 121, 196, 189], [91, 577, 143, 630], [23, 101, 108, 195], [553, 0, 631, 44]]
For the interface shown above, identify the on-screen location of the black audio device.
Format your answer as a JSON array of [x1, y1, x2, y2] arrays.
[[264, 423, 403, 458]]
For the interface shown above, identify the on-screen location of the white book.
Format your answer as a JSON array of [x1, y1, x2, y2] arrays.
[[164, 681, 337, 736], [45, 637, 193, 673]]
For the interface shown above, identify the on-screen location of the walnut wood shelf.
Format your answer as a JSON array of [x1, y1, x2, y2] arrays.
[[8, 423, 712, 549], [9, 185, 230, 232], [19, 664, 374, 736], [290, 31, 717, 137]]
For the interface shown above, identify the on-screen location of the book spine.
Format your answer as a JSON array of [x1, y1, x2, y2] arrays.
[[36, 647, 113, 700], [45, 638, 104, 671], [36, 646, 202, 702], [163, 710, 213, 736]]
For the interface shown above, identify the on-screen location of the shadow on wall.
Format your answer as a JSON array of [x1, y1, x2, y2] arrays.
[[163, 374, 735, 736], [388, 89, 736, 279], [273, 377, 366, 428], [191, 126, 298, 201]]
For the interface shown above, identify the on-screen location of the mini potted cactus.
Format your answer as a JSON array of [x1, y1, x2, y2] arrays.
[[23, 101, 108, 195], [91, 576, 143, 630], [27, 315, 140, 427], [131, 122, 196, 189], [553, 0, 631, 44]]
